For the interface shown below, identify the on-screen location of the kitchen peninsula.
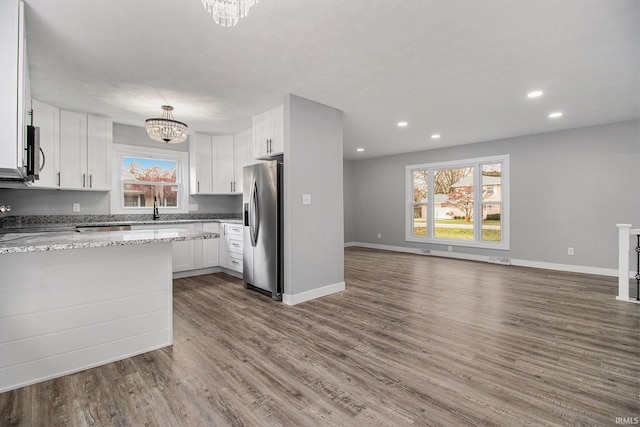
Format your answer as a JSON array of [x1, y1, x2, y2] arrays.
[[0, 224, 218, 392]]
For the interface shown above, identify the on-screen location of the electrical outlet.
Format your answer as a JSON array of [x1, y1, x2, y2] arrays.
[[188, 204, 198, 212], [568, 247, 574, 255], [448, 246, 453, 252], [72, 203, 80, 212], [377, 233, 381, 239]]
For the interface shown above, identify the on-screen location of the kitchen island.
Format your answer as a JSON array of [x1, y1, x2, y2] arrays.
[[0, 227, 217, 392]]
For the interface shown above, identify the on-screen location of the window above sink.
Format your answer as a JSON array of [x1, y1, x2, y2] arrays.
[[110, 144, 189, 215]]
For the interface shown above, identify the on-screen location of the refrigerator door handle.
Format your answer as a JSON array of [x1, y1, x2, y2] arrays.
[[250, 178, 259, 247]]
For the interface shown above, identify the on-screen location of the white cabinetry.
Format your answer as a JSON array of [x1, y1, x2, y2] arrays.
[[220, 222, 243, 273], [202, 223, 220, 268], [59, 110, 112, 190], [233, 127, 259, 194], [0, 0, 28, 179], [132, 224, 195, 272], [190, 133, 213, 194], [87, 115, 113, 190], [252, 105, 284, 159], [214, 136, 235, 193], [190, 132, 251, 194], [31, 99, 59, 188]]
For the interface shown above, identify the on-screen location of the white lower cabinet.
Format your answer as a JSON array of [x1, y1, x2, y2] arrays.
[[202, 223, 220, 268], [220, 222, 243, 274], [131, 222, 242, 275], [131, 224, 195, 272]]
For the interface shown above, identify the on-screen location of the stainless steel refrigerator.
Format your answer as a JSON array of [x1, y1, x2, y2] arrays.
[[243, 160, 283, 301]]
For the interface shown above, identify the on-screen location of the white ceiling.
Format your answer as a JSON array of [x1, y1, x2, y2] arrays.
[[24, 0, 640, 160]]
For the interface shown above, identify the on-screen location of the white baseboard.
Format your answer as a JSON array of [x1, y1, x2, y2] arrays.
[[173, 266, 222, 279], [283, 281, 345, 306], [616, 296, 640, 304], [510, 259, 618, 277], [344, 242, 357, 248], [353, 242, 418, 254], [349, 242, 625, 278]]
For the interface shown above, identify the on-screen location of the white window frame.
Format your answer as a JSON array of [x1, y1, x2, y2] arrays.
[[110, 144, 189, 214], [405, 154, 510, 250]]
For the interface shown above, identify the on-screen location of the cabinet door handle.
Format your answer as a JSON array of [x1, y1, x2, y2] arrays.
[[57, 172, 61, 187], [223, 225, 227, 235], [89, 174, 93, 188], [197, 181, 200, 192], [83, 173, 86, 188]]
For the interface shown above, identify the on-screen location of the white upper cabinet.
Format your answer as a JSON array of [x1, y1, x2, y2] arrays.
[[213, 135, 235, 193], [59, 110, 112, 190], [59, 110, 87, 189], [0, 0, 28, 179], [190, 132, 251, 195], [86, 115, 113, 190], [190, 133, 213, 194], [252, 104, 283, 159], [233, 127, 258, 194], [31, 99, 59, 188]]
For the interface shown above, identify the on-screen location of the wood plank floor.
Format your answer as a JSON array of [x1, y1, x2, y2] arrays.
[[1, 247, 639, 426]]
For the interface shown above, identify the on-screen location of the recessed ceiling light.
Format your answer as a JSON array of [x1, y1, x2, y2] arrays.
[[527, 90, 543, 98], [431, 134, 441, 139], [356, 148, 364, 152], [397, 121, 408, 127], [548, 112, 563, 118]]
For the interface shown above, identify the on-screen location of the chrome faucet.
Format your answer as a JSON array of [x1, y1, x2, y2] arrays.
[[0, 205, 10, 214], [153, 197, 160, 220]]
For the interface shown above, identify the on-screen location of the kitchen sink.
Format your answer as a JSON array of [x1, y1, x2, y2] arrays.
[[75, 225, 132, 233]]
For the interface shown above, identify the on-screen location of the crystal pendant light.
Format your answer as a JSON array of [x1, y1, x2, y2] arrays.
[[145, 106, 189, 144], [201, 0, 259, 27]]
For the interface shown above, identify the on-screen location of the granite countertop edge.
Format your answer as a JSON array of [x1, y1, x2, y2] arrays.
[[0, 230, 220, 255], [0, 214, 243, 232]]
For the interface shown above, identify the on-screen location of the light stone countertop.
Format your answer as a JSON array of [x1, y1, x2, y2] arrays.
[[0, 228, 219, 255]]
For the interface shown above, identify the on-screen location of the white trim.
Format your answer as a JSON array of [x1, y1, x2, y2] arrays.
[[355, 242, 424, 255], [344, 241, 357, 247], [405, 154, 510, 250], [510, 258, 618, 277], [282, 281, 345, 306], [110, 144, 189, 214], [615, 297, 640, 304], [349, 242, 627, 278]]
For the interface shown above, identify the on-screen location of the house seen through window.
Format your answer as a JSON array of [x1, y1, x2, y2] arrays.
[[122, 156, 178, 208], [407, 155, 509, 249]]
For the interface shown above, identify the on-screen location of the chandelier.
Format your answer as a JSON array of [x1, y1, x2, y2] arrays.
[[145, 106, 189, 144], [201, 0, 259, 27]]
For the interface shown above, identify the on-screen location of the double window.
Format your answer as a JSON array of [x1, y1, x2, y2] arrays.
[[406, 154, 509, 249]]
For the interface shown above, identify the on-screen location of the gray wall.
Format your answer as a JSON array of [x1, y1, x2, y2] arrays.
[[350, 120, 639, 270], [0, 123, 242, 215], [284, 94, 344, 296], [343, 159, 356, 243]]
